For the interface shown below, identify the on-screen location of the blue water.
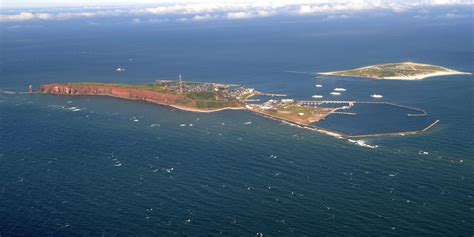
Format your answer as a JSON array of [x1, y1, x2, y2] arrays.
[[315, 103, 436, 136], [1, 16, 473, 235]]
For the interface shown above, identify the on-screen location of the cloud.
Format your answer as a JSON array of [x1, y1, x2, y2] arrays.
[[298, 3, 374, 15], [1, 1, 472, 23], [193, 14, 218, 21], [323, 14, 353, 21], [226, 10, 276, 20], [140, 3, 249, 16], [0, 10, 123, 22]]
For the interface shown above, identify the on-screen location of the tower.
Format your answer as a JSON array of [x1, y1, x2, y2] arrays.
[[179, 74, 183, 93]]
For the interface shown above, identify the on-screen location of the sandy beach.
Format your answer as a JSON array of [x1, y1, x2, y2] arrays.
[[383, 70, 472, 80]]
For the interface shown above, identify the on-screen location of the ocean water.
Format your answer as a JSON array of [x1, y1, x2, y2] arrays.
[[314, 103, 436, 136], [1, 16, 473, 235]]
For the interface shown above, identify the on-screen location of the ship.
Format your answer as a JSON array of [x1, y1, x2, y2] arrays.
[[312, 95, 323, 98], [115, 67, 126, 72], [370, 94, 383, 98], [330, 92, 341, 96], [334, 88, 346, 92], [315, 84, 323, 88]]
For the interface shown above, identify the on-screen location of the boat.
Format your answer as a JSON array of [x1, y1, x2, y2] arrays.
[[315, 84, 323, 88], [330, 92, 341, 96], [115, 67, 126, 72], [334, 88, 346, 92], [370, 94, 383, 98], [312, 95, 323, 99]]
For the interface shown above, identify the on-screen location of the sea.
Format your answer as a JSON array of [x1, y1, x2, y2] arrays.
[[1, 14, 473, 236]]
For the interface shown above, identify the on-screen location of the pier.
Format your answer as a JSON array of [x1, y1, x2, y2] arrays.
[[344, 120, 440, 138], [332, 112, 357, 116], [258, 93, 287, 97]]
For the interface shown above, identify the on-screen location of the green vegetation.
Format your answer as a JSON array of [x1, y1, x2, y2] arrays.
[[69, 82, 172, 92], [186, 91, 216, 100], [196, 100, 226, 109], [175, 98, 193, 105]]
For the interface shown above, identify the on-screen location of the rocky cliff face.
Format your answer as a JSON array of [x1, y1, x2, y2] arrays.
[[40, 84, 185, 106]]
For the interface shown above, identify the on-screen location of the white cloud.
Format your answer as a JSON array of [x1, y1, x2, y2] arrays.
[[2, 12, 35, 22], [226, 12, 254, 20], [193, 14, 218, 21], [0, 10, 123, 22], [225, 10, 276, 20], [323, 14, 352, 21], [1, 1, 472, 23]]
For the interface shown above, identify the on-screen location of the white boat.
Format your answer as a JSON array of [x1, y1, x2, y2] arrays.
[[115, 67, 126, 72], [312, 95, 323, 99], [370, 94, 383, 98], [315, 84, 323, 88], [330, 92, 341, 96], [334, 88, 346, 92]]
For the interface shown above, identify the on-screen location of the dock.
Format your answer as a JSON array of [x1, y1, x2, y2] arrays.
[[332, 112, 357, 115], [258, 93, 287, 97]]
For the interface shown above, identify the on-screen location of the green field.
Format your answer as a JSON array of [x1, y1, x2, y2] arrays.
[[69, 82, 172, 92]]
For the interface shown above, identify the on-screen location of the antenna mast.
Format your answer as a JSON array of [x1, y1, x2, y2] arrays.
[[179, 74, 183, 93]]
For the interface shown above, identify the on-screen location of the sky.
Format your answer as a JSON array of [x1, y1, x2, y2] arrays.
[[1, 0, 472, 23]]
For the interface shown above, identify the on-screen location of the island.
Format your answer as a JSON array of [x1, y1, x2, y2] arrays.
[[318, 62, 471, 80], [40, 81, 252, 113], [39, 81, 338, 124], [37, 79, 439, 139]]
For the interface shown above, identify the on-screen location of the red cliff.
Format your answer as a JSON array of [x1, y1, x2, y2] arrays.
[[40, 84, 185, 107]]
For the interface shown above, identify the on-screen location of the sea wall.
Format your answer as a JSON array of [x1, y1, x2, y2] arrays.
[[40, 84, 185, 106]]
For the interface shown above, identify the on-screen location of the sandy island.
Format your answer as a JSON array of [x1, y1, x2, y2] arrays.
[[319, 62, 471, 80]]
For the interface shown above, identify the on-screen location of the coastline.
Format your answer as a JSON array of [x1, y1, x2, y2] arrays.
[[44, 92, 246, 113], [168, 104, 246, 113]]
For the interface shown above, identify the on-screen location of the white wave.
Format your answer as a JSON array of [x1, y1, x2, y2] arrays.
[[348, 139, 378, 149], [418, 150, 429, 155]]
